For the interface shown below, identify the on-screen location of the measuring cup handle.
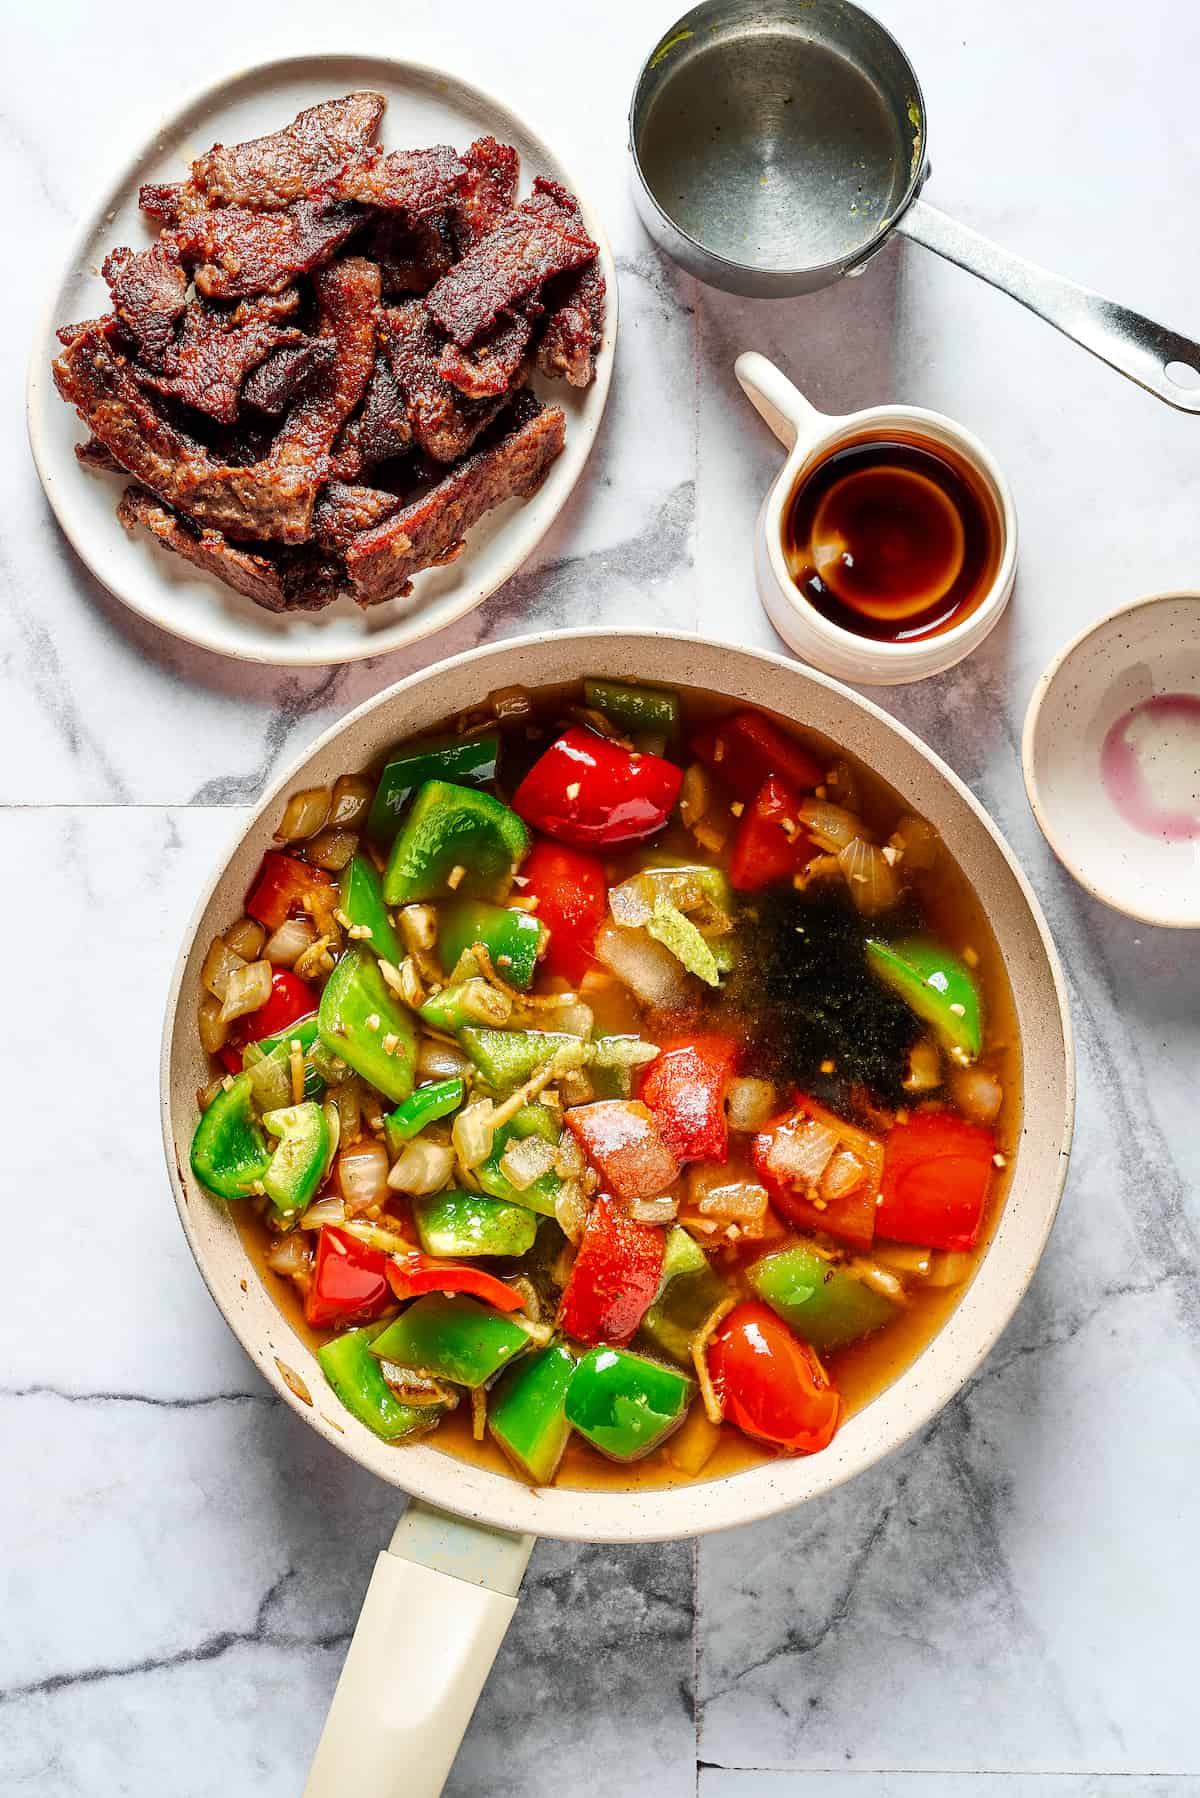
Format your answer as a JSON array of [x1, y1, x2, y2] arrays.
[[897, 198, 1200, 413], [734, 351, 829, 452]]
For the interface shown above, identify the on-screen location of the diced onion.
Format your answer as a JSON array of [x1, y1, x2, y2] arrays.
[[499, 1135, 556, 1191], [294, 936, 335, 982], [666, 1407, 722, 1475], [821, 1148, 866, 1201], [848, 1257, 908, 1302], [951, 1066, 1003, 1125], [305, 827, 358, 872], [697, 1182, 768, 1221], [925, 1250, 974, 1288], [197, 1075, 225, 1112], [890, 813, 940, 871], [336, 1139, 390, 1214], [903, 1037, 943, 1093], [399, 905, 438, 953], [300, 1196, 346, 1231], [679, 761, 711, 828], [629, 1196, 678, 1224], [766, 1119, 837, 1186], [388, 1139, 455, 1196], [594, 921, 693, 1008], [264, 1233, 312, 1287], [553, 1131, 585, 1178], [275, 786, 331, 843], [198, 995, 230, 1055], [590, 1035, 661, 1069], [245, 1046, 290, 1112], [798, 798, 863, 854], [452, 1099, 496, 1172], [459, 978, 513, 1026], [417, 1036, 474, 1080], [725, 1077, 777, 1133], [554, 1001, 594, 1039], [223, 915, 266, 960], [490, 684, 533, 720], [201, 936, 246, 1003], [872, 1243, 932, 1277], [329, 774, 373, 829], [265, 916, 316, 968], [837, 837, 900, 917], [554, 1179, 588, 1244], [219, 959, 274, 1024]]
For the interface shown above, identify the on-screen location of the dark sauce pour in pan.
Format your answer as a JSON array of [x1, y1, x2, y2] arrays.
[[783, 434, 1002, 643]]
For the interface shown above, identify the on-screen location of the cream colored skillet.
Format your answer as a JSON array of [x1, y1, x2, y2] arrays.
[[161, 630, 1074, 1796]]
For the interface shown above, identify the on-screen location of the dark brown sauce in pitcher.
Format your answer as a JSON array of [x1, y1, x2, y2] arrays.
[[783, 434, 1002, 642]]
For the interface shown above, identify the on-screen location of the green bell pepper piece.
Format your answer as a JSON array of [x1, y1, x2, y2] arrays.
[[438, 899, 545, 991], [865, 937, 982, 1062], [367, 732, 501, 844], [412, 1189, 538, 1258], [418, 980, 483, 1035], [318, 1327, 446, 1441], [564, 1346, 694, 1462], [369, 1295, 529, 1388], [583, 678, 680, 740], [460, 1026, 583, 1090], [489, 1343, 576, 1483], [339, 853, 403, 965], [385, 1078, 464, 1154], [190, 1072, 270, 1201], [382, 780, 529, 907], [262, 1100, 330, 1217], [477, 1105, 562, 1216], [317, 948, 418, 1105], [245, 1013, 325, 1101], [748, 1243, 897, 1352], [638, 1227, 726, 1365]]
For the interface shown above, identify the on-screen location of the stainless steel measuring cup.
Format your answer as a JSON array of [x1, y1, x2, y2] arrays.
[[629, 0, 1200, 412]]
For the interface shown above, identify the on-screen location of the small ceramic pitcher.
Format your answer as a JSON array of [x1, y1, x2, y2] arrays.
[[736, 352, 1019, 685]]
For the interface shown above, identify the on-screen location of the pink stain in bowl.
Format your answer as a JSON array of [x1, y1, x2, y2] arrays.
[[1099, 693, 1200, 842]]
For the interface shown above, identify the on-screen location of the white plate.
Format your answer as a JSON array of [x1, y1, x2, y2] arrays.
[[27, 54, 617, 666]]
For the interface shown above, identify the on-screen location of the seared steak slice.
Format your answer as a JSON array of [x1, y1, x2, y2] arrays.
[[439, 307, 536, 400], [139, 93, 386, 223], [320, 145, 467, 217], [366, 213, 456, 296], [313, 481, 403, 555], [75, 437, 122, 472], [344, 391, 564, 605], [452, 137, 519, 252], [117, 485, 289, 610], [332, 356, 413, 477], [425, 181, 596, 347], [536, 257, 606, 388], [229, 287, 302, 325], [136, 303, 306, 424], [242, 338, 338, 416], [169, 200, 363, 300], [381, 300, 510, 463], [102, 243, 188, 367]]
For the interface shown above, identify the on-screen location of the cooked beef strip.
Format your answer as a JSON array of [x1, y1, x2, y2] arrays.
[[312, 481, 403, 555], [75, 437, 122, 472], [102, 243, 188, 368], [136, 303, 306, 424], [117, 485, 289, 610], [138, 93, 386, 224], [331, 355, 413, 478], [425, 182, 597, 347], [242, 338, 338, 416], [381, 300, 511, 462], [452, 137, 519, 252], [57, 317, 108, 348], [344, 391, 565, 605], [319, 145, 467, 217], [366, 213, 456, 296], [438, 307, 536, 399], [229, 287, 302, 325], [168, 200, 363, 300], [536, 256, 606, 387]]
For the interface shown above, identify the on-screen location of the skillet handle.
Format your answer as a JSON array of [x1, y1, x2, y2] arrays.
[[303, 1502, 534, 1798], [897, 197, 1200, 414]]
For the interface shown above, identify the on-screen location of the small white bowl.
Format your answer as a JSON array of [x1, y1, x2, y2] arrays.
[[1023, 591, 1200, 927], [735, 351, 1018, 685]]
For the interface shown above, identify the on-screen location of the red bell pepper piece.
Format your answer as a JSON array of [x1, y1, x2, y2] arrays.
[[217, 1046, 244, 1076], [304, 1226, 393, 1330], [512, 727, 683, 848], [558, 1195, 666, 1345], [729, 777, 815, 892], [519, 840, 608, 984], [245, 851, 333, 932], [385, 1255, 524, 1313], [639, 1035, 739, 1164], [691, 711, 824, 802], [709, 1300, 840, 1454], [240, 969, 319, 1044], [566, 1100, 680, 1202], [875, 1111, 995, 1251], [753, 1096, 884, 1251]]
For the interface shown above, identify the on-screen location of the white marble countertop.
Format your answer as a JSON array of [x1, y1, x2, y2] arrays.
[[4, 1, 1200, 1792]]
